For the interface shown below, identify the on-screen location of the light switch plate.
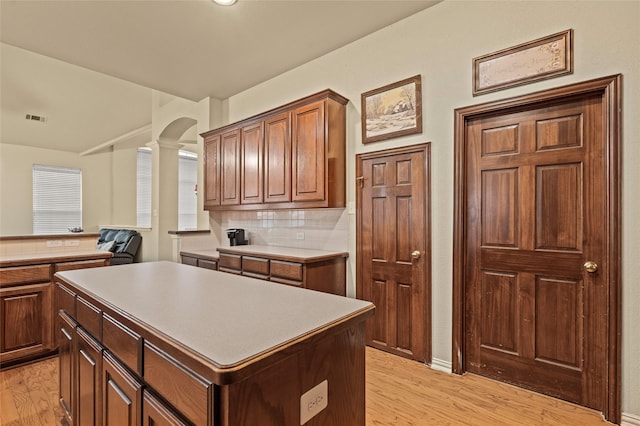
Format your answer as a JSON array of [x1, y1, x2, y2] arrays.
[[300, 380, 328, 425]]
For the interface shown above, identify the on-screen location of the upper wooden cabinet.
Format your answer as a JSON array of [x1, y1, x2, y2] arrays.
[[202, 90, 348, 210]]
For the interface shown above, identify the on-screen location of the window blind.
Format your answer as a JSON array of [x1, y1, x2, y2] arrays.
[[178, 150, 198, 230], [32, 164, 82, 234], [136, 148, 152, 228]]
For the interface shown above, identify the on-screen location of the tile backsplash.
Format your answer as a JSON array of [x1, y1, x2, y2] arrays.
[[218, 208, 348, 251]]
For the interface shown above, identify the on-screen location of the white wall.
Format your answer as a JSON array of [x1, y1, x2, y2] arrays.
[[223, 0, 640, 418], [0, 143, 113, 234]]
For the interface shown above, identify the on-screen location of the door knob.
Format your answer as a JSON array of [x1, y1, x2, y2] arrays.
[[411, 250, 421, 260], [583, 261, 599, 273]]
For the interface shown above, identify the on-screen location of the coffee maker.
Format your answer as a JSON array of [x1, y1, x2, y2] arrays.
[[226, 228, 248, 246]]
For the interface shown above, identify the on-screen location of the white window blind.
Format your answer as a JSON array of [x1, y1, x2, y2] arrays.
[[137, 148, 152, 228], [178, 150, 198, 230], [32, 164, 82, 234]]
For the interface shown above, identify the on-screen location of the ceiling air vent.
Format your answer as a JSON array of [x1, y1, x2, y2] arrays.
[[25, 114, 47, 123]]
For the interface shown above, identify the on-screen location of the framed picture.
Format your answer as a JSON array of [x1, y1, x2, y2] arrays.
[[473, 29, 573, 96], [361, 75, 422, 144]]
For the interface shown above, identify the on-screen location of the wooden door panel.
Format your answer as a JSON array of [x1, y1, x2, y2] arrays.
[[535, 114, 582, 150], [479, 271, 518, 354], [482, 169, 518, 247], [395, 283, 413, 353], [358, 145, 430, 362], [369, 280, 388, 346], [536, 164, 582, 250], [535, 277, 582, 368]]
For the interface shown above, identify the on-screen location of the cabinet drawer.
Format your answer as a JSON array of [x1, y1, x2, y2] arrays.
[[218, 253, 241, 270], [56, 283, 76, 316], [270, 260, 303, 281], [77, 296, 101, 338], [55, 259, 108, 272], [103, 313, 142, 374], [0, 264, 50, 286], [181, 255, 198, 267], [242, 256, 269, 275], [198, 259, 218, 270], [144, 342, 212, 425]]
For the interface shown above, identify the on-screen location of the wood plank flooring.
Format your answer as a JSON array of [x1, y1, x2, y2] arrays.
[[1, 348, 612, 425]]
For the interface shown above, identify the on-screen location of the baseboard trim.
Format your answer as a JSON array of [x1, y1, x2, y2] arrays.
[[429, 357, 452, 374], [622, 412, 640, 426]]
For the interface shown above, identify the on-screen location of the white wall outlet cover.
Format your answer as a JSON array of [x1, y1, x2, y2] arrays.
[[46, 240, 63, 247], [64, 239, 80, 246], [300, 379, 328, 425]]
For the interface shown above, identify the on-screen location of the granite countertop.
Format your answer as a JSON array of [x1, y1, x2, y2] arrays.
[[0, 250, 112, 268], [215, 245, 348, 263], [55, 261, 372, 370]]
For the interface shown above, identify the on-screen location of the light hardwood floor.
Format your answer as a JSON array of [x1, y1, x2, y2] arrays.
[[1, 348, 612, 425]]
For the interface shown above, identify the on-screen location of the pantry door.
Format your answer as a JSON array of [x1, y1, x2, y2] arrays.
[[356, 143, 431, 362], [452, 76, 621, 423]]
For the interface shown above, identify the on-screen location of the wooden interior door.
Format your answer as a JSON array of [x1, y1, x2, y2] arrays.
[[357, 144, 431, 362], [453, 76, 621, 423]]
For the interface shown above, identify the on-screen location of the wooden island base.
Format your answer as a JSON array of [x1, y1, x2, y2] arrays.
[[54, 261, 373, 426]]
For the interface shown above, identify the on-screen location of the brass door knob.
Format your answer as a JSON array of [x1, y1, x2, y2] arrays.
[[411, 250, 421, 260], [583, 261, 599, 273]]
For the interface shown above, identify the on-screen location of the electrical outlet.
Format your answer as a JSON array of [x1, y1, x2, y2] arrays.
[[64, 239, 80, 247], [300, 380, 328, 425], [296, 232, 305, 240], [46, 240, 63, 247]]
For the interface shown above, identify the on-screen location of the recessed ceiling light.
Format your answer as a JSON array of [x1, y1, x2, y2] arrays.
[[213, 0, 237, 5]]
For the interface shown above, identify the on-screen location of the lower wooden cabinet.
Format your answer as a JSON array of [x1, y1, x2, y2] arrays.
[[58, 311, 76, 426], [77, 327, 102, 426], [142, 391, 189, 426], [103, 351, 143, 426], [217, 249, 347, 296], [1, 281, 54, 364], [0, 254, 109, 368]]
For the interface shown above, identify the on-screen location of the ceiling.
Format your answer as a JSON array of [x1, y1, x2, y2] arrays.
[[0, 0, 440, 154]]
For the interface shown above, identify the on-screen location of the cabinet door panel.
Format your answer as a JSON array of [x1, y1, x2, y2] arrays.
[[204, 134, 220, 207], [264, 112, 291, 203], [77, 328, 102, 426], [292, 100, 325, 202], [241, 122, 264, 204], [143, 390, 189, 426], [103, 352, 142, 426], [220, 129, 241, 206], [58, 311, 76, 425], [0, 282, 53, 362]]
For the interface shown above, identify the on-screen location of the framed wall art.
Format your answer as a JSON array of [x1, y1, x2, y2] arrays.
[[361, 75, 422, 144], [473, 29, 573, 96]]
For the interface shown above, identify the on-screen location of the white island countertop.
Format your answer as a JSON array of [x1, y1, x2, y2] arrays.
[[55, 261, 372, 373]]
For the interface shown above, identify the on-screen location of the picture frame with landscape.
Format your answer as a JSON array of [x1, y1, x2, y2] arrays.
[[361, 75, 422, 144]]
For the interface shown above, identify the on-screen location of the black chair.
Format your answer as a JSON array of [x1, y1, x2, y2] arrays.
[[97, 228, 142, 265]]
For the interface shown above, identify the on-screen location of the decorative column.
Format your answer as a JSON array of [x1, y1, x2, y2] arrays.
[[147, 138, 181, 261]]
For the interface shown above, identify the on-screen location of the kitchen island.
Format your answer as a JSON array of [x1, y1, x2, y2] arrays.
[[54, 261, 374, 426]]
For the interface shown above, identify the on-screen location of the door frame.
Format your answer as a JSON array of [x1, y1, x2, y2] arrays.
[[356, 143, 432, 363], [451, 75, 622, 423]]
